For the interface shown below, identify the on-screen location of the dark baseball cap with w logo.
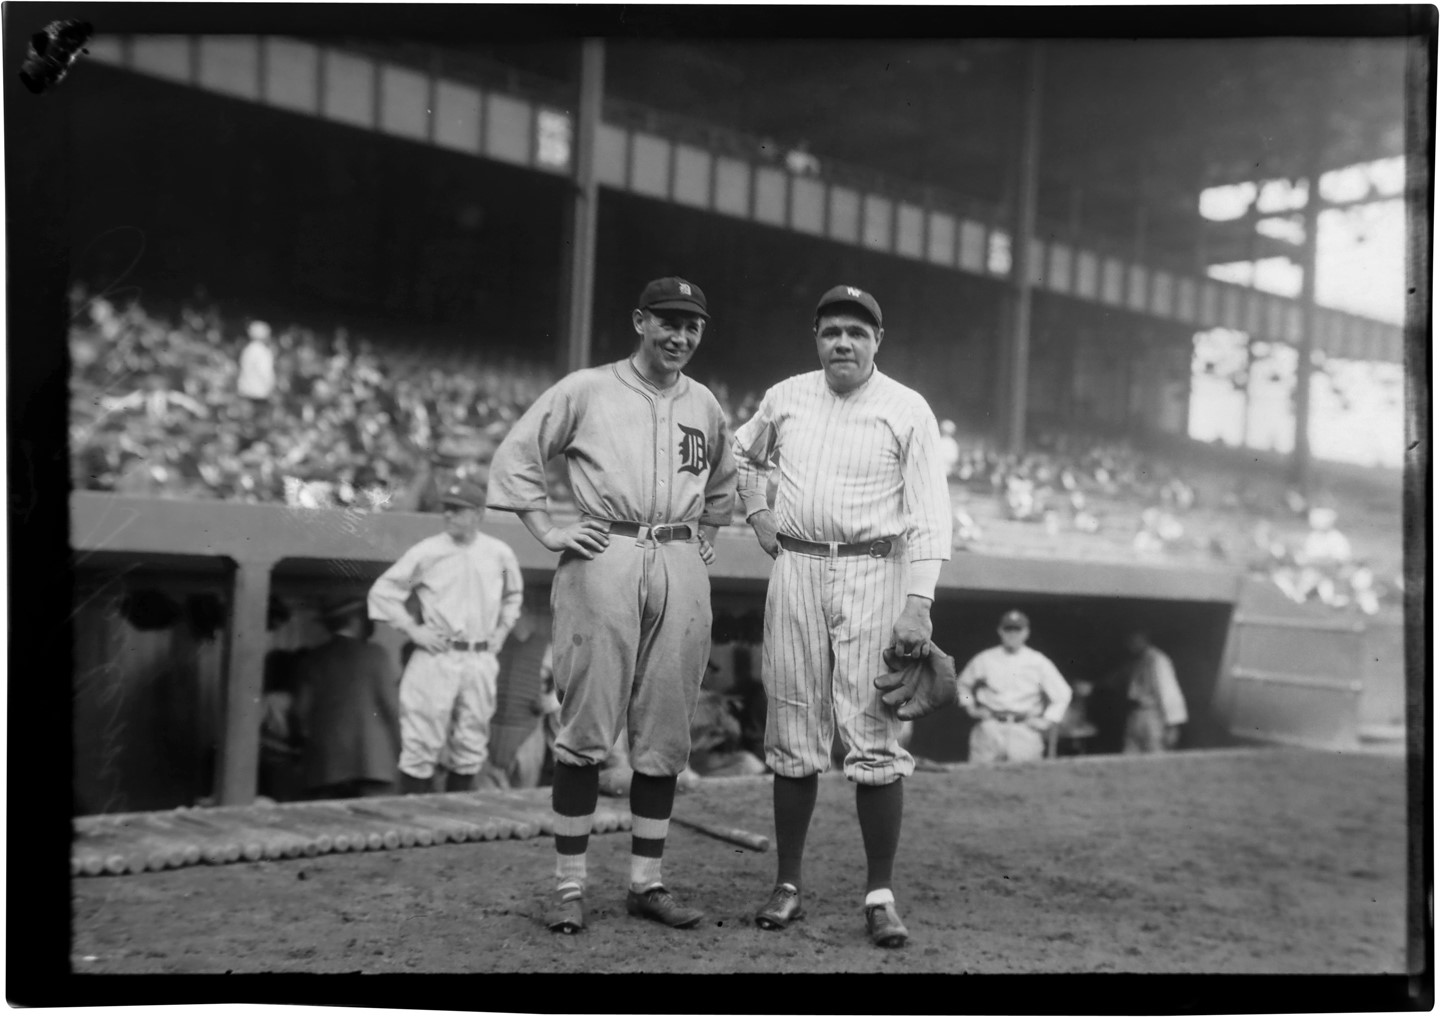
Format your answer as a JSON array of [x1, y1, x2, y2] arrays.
[[815, 284, 882, 328], [638, 277, 709, 319]]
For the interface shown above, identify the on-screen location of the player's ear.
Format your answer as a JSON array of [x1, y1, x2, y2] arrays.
[[874, 327, 884, 350], [632, 309, 646, 335]]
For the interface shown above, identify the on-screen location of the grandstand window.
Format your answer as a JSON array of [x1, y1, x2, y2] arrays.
[[1175, 277, 1197, 323], [986, 230, 1012, 277], [1023, 239, 1044, 286], [198, 36, 260, 100], [379, 64, 429, 141], [86, 33, 123, 66], [1126, 265, 1147, 311], [322, 50, 375, 128], [753, 166, 787, 226], [926, 212, 956, 266], [1074, 251, 1099, 299], [629, 131, 670, 197], [828, 186, 861, 243], [862, 195, 893, 252], [1318, 164, 1371, 204], [713, 156, 750, 218], [1151, 270, 1173, 317], [1047, 243, 1072, 293], [595, 122, 627, 186], [791, 177, 825, 236], [958, 220, 986, 272], [485, 93, 533, 166], [1100, 257, 1124, 305], [1255, 215, 1306, 245], [263, 38, 319, 114], [672, 143, 710, 207], [433, 79, 482, 153], [1256, 178, 1308, 214], [535, 108, 573, 172], [1198, 181, 1256, 221], [895, 203, 924, 259], [131, 35, 192, 84]]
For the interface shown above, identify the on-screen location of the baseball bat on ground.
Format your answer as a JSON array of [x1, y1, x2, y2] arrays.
[[670, 816, 770, 852]]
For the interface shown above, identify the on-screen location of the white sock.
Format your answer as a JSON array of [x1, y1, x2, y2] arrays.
[[864, 888, 895, 908], [555, 853, 587, 891], [630, 854, 663, 892]]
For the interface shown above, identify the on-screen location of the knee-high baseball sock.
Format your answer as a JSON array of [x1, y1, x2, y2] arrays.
[[773, 773, 819, 892], [628, 771, 678, 892], [856, 778, 904, 900], [551, 761, 600, 891]]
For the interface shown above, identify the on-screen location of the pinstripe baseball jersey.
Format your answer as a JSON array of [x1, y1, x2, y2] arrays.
[[957, 645, 1073, 725], [732, 368, 952, 571], [368, 532, 524, 647], [486, 358, 736, 527]]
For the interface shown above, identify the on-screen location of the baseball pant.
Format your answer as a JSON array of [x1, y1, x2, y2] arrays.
[[969, 718, 1046, 763], [397, 649, 500, 779], [1124, 706, 1169, 753], [549, 537, 711, 776], [761, 549, 914, 785]]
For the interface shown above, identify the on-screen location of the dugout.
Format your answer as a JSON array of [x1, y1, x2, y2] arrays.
[[71, 492, 1246, 813]]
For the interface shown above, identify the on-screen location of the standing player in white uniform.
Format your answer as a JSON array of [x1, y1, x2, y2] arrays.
[[367, 480, 524, 794], [956, 609, 1073, 763], [486, 277, 736, 935], [732, 285, 952, 948]]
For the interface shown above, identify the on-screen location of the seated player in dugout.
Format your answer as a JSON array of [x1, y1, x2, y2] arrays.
[[485, 277, 737, 935]]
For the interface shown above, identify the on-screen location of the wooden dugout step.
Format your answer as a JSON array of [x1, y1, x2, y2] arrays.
[[71, 790, 633, 877]]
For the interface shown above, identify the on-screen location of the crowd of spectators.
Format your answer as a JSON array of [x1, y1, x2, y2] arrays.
[[68, 287, 1402, 619]]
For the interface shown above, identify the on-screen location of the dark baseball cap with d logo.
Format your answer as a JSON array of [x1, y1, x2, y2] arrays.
[[815, 284, 883, 328], [638, 277, 709, 319]]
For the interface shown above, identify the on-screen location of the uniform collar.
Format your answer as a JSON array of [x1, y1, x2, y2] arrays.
[[621, 356, 686, 396]]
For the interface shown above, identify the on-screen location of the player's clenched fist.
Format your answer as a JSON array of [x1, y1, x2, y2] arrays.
[[698, 535, 716, 565], [747, 509, 781, 559], [541, 519, 611, 559]]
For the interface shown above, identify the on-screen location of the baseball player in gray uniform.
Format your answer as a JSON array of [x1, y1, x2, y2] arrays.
[[732, 284, 952, 948], [368, 480, 524, 794], [486, 277, 737, 935]]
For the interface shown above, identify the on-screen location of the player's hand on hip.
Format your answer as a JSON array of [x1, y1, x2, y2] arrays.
[[409, 626, 451, 654], [891, 597, 933, 658], [1024, 716, 1051, 734], [748, 510, 781, 559], [542, 519, 610, 558]]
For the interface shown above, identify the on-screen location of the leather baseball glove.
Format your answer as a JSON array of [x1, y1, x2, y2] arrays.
[[873, 644, 959, 720]]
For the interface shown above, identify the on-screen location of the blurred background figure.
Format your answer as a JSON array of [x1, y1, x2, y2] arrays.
[[957, 610, 1073, 764], [1050, 679, 1099, 757], [485, 607, 556, 789], [292, 598, 401, 799], [257, 646, 304, 803], [1121, 630, 1188, 754], [236, 319, 276, 431], [938, 419, 961, 479]]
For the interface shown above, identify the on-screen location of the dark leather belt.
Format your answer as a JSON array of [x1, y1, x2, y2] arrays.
[[606, 521, 694, 543], [989, 711, 1035, 723], [777, 533, 897, 559], [448, 640, 490, 652]]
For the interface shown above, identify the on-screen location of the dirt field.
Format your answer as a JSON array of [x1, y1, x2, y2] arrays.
[[66, 747, 1413, 986]]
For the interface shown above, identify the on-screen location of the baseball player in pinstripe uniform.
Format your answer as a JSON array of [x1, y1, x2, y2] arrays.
[[486, 277, 737, 935], [367, 480, 525, 794], [732, 285, 952, 948]]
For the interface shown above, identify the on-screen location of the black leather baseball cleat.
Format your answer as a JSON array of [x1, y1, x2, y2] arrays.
[[625, 885, 704, 928], [546, 886, 587, 934], [755, 883, 805, 930], [865, 901, 909, 947]]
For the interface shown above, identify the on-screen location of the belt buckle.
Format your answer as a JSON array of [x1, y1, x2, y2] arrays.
[[651, 524, 675, 543], [868, 538, 892, 559]]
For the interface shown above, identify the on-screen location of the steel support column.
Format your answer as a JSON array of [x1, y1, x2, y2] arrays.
[[217, 557, 274, 805], [1291, 74, 1331, 491], [564, 39, 604, 374], [1005, 41, 1043, 455]]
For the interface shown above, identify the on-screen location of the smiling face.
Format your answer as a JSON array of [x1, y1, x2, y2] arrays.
[[632, 308, 706, 382], [814, 311, 882, 393]]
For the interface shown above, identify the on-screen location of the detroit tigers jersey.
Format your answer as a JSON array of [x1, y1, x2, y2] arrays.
[[957, 645, 1073, 725], [486, 358, 736, 527], [732, 368, 952, 562], [368, 532, 524, 647]]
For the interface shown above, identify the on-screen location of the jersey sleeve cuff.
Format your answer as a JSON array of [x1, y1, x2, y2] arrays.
[[905, 559, 943, 601], [739, 491, 771, 519]]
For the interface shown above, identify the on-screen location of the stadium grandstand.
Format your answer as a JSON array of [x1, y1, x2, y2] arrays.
[[36, 14, 1420, 812]]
